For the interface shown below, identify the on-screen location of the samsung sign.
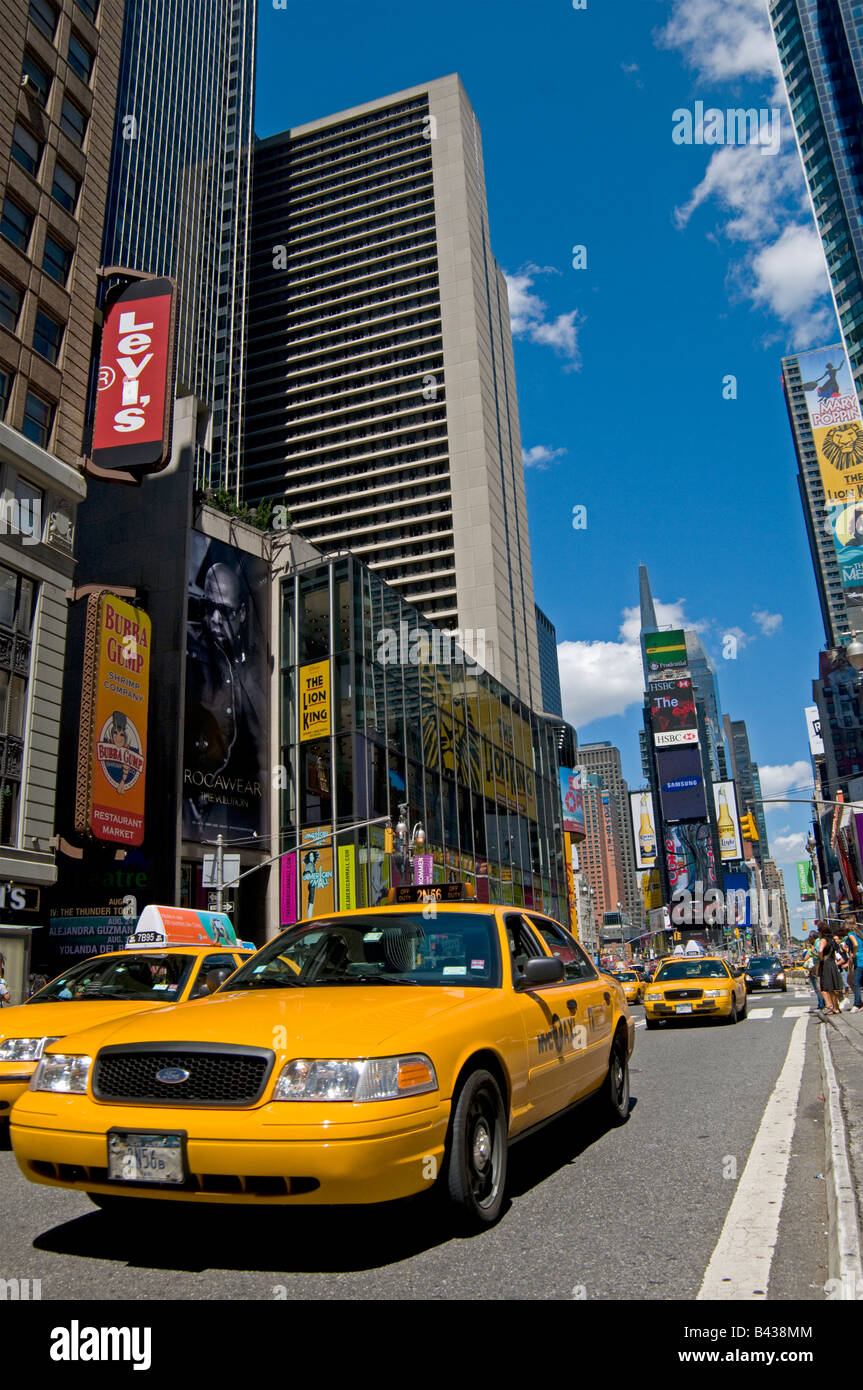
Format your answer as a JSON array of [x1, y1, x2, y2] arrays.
[[91, 277, 178, 474], [656, 746, 708, 821]]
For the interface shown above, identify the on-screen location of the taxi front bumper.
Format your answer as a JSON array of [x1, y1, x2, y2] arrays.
[[11, 1090, 452, 1205], [0, 1064, 37, 1117], [643, 995, 734, 1020]]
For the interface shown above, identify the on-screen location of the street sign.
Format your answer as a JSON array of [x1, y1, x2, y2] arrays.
[[202, 854, 240, 888]]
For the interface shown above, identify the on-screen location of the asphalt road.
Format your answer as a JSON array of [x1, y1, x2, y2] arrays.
[[0, 988, 831, 1301]]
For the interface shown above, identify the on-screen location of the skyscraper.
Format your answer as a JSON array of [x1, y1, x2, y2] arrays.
[[577, 741, 641, 930], [579, 772, 627, 925], [245, 75, 541, 705], [535, 603, 562, 716], [769, 1, 863, 400], [723, 716, 770, 860], [100, 0, 257, 491]]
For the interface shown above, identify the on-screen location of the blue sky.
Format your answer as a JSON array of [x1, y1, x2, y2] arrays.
[[256, 0, 834, 934]]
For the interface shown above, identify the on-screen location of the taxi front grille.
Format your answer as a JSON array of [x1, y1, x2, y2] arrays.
[[663, 989, 703, 1000], [92, 1042, 274, 1106]]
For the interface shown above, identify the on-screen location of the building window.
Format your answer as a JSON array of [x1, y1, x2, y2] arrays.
[[33, 309, 63, 364], [21, 391, 53, 448], [67, 32, 94, 82], [11, 123, 43, 177], [0, 279, 23, 332], [0, 565, 37, 848], [59, 97, 87, 147], [51, 163, 80, 213], [0, 370, 11, 418], [21, 51, 51, 105], [0, 199, 33, 252], [28, 0, 58, 39], [41, 234, 72, 286], [73, 0, 98, 19]]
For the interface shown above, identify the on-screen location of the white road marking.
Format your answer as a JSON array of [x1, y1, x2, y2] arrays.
[[697, 1016, 808, 1300], [747, 1008, 774, 1019], [781, 1006, 810, 1019]]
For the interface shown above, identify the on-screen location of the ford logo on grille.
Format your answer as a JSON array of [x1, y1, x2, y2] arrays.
[[156, 1066, 190, 1085]]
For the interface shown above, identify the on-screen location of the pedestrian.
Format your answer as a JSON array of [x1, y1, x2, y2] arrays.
[[835, 932, 852, 1006], [0, 954, 9, 1008], [805, 932, 826, 1012], [818, 924, 843, 1015], [847, 924, 863, 1013]]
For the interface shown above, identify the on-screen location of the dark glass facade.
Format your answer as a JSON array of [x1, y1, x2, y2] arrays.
[[100, 0, 256, 492], [280, 556, 566, 919]]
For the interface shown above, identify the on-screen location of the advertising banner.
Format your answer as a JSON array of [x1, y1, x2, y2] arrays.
[[48, 915, 128, 961], [665, 821, 717, 895], [796, 860, 816, 901], [338, 844, 357, 910], [805, 705, 825, 758], [91, 277, 177, 474], [797, 346, 863, 591], [75, 592, 151, 847], [657, 746, 707, 821], [630, 790, 658, 869], [182, 532, 268, 841], [280, 851, 297, 926], [712, 780, 743, 861], [723, 872, 752, 926], [650, 679, 698, 746], [564, 831, 579, 935], [644, 629, 688, 680], [300, 828, 334, 918], [560, 768, 586, 836], [413, 854, 434, 884], [299, 659, 331, 742], [639, 868, 663, 910], [126, 904, 238, 948]]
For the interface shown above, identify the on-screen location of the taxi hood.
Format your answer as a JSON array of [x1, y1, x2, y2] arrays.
[[45, 986, 493, 1059], [0, 999, 167, 1040]]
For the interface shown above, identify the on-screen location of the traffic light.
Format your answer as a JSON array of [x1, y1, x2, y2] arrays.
[[384, 827, 394, 854], [740, 813, 759, 841]]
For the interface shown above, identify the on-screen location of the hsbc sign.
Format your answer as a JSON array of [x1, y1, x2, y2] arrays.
[[91, 277, 177, 474]]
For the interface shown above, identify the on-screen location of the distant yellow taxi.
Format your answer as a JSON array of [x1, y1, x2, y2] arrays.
[[643, 955, 747, 1029], [610, 970, 642, 1006], [11, 899, 635, 1228], [0, 943, 250, 1123]]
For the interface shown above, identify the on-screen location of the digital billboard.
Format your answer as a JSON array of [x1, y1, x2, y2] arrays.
[[75, 592, 151, 846], [712, 780, 743, 861], [560, 768, 585, 837], [650, 678, 698, 746], [656, 746, 707, 821], [666, 821, 717, 895], [182, 532, 269, 840], [629, 790, 658, 869], [644, 629, 688, 679], [797, 345, 863, 592]]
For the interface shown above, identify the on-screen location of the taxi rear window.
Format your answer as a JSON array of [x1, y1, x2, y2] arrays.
[[227, 913, 502, 990], [27, 954, 196, 1003]]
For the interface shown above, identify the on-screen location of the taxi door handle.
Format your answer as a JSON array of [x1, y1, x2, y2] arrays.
[[566, 999, 577, 1013]]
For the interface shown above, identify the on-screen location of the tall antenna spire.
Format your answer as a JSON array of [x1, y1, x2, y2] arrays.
[[639, 565, 658, 632]]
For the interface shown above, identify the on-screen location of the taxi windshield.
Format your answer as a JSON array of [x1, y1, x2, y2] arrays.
[[227, 912, 502, 989], [655, 960, 729, 981], [615, 972, 637, 981], [27, 954, 196, 1003], [749, 958, 781, 971]]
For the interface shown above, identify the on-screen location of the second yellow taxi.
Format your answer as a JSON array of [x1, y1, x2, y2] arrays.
[[643, 955, 747, 1028]]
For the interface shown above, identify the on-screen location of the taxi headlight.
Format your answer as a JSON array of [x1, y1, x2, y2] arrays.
[[31, 1053, 92, 1094], [644, 991, 662, 1001], [0, 1036, 59, 1063], [272, 1054, 438, 1102], [703, 990, 728, 999]]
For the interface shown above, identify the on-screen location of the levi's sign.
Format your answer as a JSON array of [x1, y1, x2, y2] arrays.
[[91, 277, 177, 474]]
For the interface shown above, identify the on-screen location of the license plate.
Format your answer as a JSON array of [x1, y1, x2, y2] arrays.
[[762, 977, 771, 984], [675, 1003, 693, 1014], [108, 1130, 186, 1185]]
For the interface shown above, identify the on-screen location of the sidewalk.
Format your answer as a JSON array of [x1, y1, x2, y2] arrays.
[[816, 1003, 863, 1284]]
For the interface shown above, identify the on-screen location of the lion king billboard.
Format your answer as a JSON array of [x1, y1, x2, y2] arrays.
[[797, 345, 863, 593]]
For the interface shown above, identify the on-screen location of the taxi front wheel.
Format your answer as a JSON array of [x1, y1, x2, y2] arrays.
[[602, 1033, 630, 1125], [445, 1069, 507, 1228]]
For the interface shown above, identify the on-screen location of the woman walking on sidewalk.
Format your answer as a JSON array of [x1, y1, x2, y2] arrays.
[[818, 924, 843, 1014]]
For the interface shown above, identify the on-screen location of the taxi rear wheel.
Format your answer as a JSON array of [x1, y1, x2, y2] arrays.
[[723, 997, 739, 1026], [445, 1069, 507, 1228], [603, 1032, 630, 1124]]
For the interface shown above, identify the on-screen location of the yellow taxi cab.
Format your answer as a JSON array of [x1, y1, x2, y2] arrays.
[[610, 969, 642, 1006], [11, 894, 635, 1228], [643, 954, 747, 1029], [0, 906, 251, 1123]]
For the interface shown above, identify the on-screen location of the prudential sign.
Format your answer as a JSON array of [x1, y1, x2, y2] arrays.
[[91, 277, 178, 474]]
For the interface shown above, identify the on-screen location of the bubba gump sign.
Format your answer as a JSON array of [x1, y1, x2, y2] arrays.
[[75, 593, 152, 846], [91, 277, 178, 474]]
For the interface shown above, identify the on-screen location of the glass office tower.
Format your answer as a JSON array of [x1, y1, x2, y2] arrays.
[[101, 0, 256, 491], [769, 1, 863, 399]]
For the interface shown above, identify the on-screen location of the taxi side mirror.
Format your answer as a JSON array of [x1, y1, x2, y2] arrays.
[[518, 957, 565, 988]]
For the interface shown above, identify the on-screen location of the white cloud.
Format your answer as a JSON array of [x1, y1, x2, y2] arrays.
[[757, 761, 814, 804], [621, 62, 640, 76], [505, 265, 582, 366], [747, 224, 836, 344], [658, 0, 780, 85], [752, 608, 783, 636], [722, 624, 753, 651], [523, 444, 567, 470], [771, 831, 808, 862]]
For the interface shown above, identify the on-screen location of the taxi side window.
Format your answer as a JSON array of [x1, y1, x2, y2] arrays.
[[190, 954, 237, 997], [528, 917, 598, 982], [504, 913, 548, 979]]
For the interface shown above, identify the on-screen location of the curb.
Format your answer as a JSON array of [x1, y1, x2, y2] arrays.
[[818, 1022, 863, 1296]]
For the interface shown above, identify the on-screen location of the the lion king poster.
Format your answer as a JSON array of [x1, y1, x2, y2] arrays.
[[798, 345, 863, 591]]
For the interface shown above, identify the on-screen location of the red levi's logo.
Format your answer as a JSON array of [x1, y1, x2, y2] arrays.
[[91, 278, 176, 473]]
